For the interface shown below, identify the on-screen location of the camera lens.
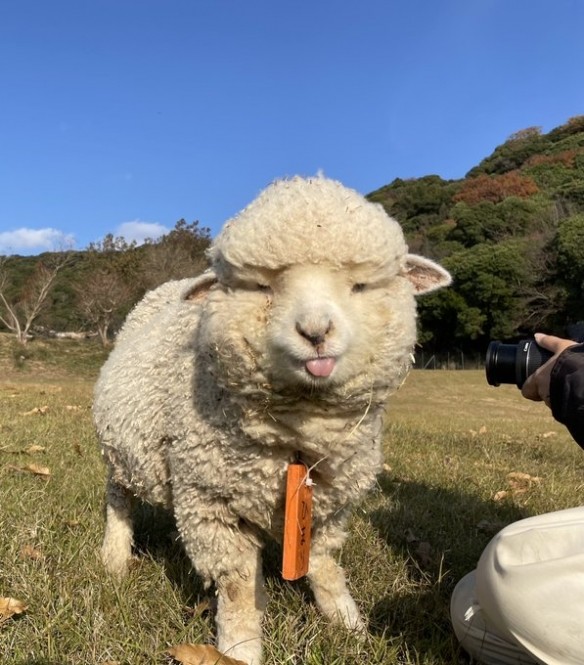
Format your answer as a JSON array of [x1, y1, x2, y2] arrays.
[[485, 341, 517, 386], [486, 339, 554, 388]]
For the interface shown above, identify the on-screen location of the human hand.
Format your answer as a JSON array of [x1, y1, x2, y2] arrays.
[[521, 333, 578, 406]]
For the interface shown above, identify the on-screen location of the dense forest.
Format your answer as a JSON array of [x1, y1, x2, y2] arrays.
[[2, 116, 584, 355], [368, 115, 584, 353]]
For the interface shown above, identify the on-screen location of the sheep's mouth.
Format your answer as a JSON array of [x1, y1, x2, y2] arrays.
[[304, 357, 336, 378]]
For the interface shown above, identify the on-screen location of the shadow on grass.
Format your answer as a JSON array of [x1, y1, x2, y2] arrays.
[[127, 472, 528, 661], [131, 501, 207, 605], [131, 501, 288, 594], [366, 471, 528, 656]]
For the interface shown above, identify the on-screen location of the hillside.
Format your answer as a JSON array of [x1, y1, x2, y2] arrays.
[[2, 117, 584, 355], [367, 115, 584, 351]]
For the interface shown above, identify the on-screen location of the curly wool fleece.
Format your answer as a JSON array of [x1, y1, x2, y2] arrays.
[[94, 176, 451, 665]]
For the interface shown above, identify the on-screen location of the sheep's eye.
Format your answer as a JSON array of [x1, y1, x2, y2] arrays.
[[352, 283, 367, 293], [257, 283, 272, 294]]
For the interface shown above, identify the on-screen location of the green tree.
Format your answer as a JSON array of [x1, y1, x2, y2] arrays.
[[418, 240, 542, 346], [368, 175, 456, 232], [554, 214, 584, 321]]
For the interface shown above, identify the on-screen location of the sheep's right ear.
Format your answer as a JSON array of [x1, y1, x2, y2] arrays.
[[401, 255, 452, 295], [183, 271, 218, 303]]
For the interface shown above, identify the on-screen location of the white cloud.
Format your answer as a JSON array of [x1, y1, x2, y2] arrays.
[[115, 220, 170, 245], [0, 228, 76, 255]]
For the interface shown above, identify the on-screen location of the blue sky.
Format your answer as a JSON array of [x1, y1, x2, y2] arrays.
[[1, 0, 583, 255]]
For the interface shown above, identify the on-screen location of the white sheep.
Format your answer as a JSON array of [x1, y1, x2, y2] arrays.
[[93, 176, 451, 664]]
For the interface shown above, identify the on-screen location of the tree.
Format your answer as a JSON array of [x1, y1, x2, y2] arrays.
[[369, 176, 456, 232], [419, 240, 542, 346], [554, 214, 584, 321], [73, 235, 140, 346], [0, 253, 70, 344], [74, 269, 134, 346], [140, 219, 210, 290], [452, 172, 539, 206]]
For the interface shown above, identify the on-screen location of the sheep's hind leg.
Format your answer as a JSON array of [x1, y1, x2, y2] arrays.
[[307, 550, 365, 632], [100, 477, 134, 578]]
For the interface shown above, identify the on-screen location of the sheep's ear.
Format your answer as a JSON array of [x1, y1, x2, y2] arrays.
[[401, 254, 452, 295], [183, 271, 218, 303]]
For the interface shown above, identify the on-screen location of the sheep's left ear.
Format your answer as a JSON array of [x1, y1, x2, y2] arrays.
[[401, 254, 452, 295]]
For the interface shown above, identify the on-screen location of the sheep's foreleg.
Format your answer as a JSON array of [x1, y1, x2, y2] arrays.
[[101, 477, 134, 578], [177, 503, 267, 665], [215, 548, 266, 665], [307, 549, 365, 632]]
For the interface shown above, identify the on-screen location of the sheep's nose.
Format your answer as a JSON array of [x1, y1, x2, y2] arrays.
[[295, 319, 333, 347]]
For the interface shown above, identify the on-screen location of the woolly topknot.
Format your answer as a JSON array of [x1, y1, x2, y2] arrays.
[[208, 176, 408, 278]]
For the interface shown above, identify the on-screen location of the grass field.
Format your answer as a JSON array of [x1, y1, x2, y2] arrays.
[[1, 337, 582, 664]]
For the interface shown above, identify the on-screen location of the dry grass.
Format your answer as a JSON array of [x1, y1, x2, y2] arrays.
[[1, 341, 583, 664]]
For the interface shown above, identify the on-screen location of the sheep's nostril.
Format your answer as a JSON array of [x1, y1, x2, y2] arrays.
[[295, 320, 333, 347]]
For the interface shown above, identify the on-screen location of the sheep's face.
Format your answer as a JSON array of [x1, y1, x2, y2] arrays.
[[266, 262, 406, 391], [199, 254, 449, 403]]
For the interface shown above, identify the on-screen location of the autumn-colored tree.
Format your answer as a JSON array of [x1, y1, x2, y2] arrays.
[[523, 149, 579, 169], [453, 172, 539, 206]]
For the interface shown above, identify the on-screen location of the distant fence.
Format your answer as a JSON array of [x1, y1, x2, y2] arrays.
[[414, 351, 485, 370]]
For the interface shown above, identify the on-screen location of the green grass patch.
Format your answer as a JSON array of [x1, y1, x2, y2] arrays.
[[1, 359, 582, 664], [0, 333, 109, 381]]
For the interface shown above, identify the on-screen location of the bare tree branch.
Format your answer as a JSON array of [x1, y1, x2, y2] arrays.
[[0, 253, 70, 344], [74, 270, 133, 346]]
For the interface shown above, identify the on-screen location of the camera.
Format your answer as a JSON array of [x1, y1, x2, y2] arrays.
[[485, 339, 554, 388]]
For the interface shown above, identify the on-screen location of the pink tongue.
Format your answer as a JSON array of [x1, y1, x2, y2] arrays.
[[305, 357, 336, 378]]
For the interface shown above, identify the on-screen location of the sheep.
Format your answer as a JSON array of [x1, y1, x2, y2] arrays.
[[93, 175, 451, 664]]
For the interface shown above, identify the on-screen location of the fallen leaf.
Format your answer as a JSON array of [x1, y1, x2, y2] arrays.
[[24, 463, 51, 477], [20, 544, 43, 560], [0, 597, 28, 622], [7, 463, 51, 478], [382, 463, 392, 473], [168, 643, 247, 665], [25, 445, 46, 454], [21, 406, 49, 416], [507, 471, 541, 491], [493, 490, 509, 502]]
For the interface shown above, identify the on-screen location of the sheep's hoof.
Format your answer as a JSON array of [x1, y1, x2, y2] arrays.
[[100, 543, 131, 579]]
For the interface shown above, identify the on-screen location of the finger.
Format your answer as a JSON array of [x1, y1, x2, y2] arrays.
[[534, 332, 577, 355], [521, 374, 542, 401]]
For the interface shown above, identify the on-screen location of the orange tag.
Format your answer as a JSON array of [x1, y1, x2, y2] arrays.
[[282, 462, 313, 581]]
